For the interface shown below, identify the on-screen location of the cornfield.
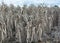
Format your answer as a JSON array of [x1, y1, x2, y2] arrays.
[[0, 3, 60, 43]]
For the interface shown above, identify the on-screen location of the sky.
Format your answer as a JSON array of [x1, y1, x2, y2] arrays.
[[0, 0, 60, 6]]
